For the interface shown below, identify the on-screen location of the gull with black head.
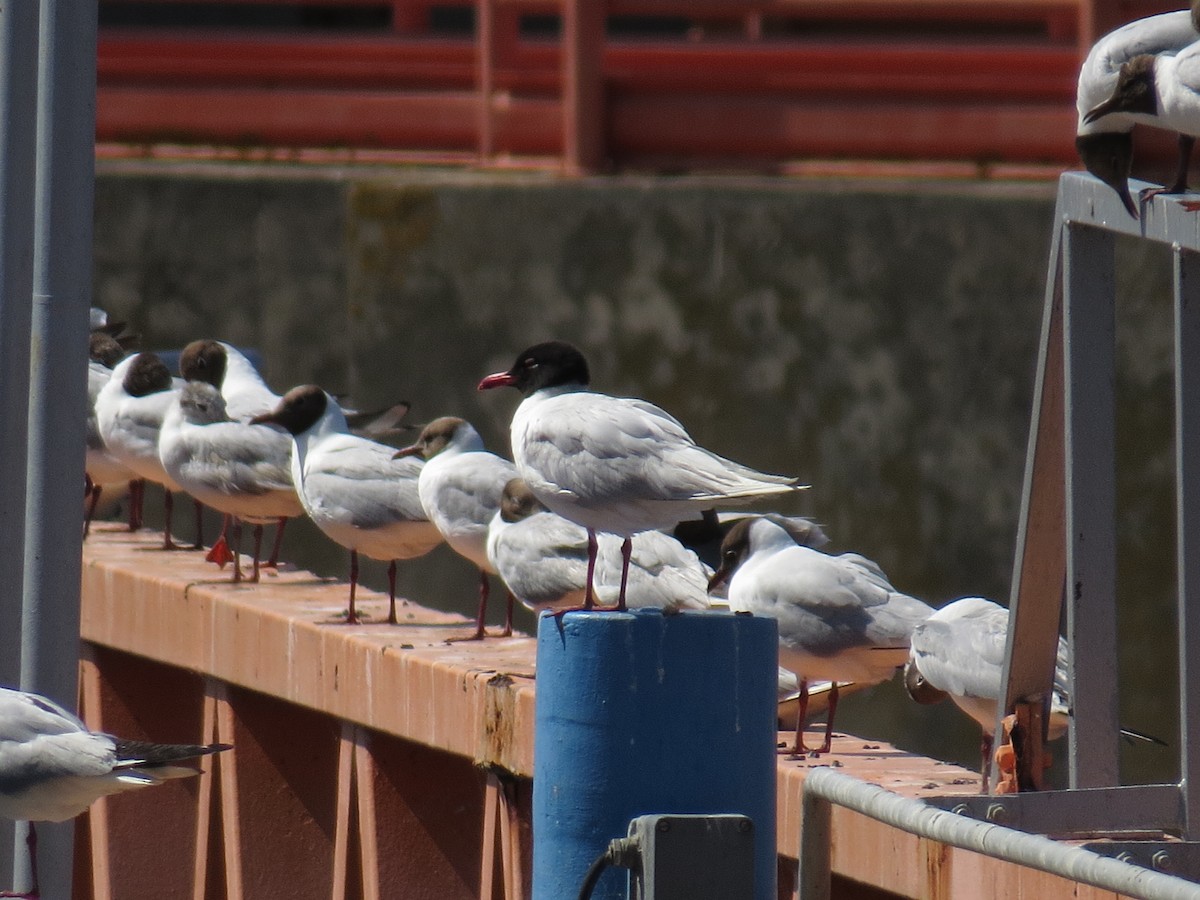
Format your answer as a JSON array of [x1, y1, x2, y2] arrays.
[[708, 515, 933, 755], [478, 341, 807, 611], [253, 385, 442, 624]]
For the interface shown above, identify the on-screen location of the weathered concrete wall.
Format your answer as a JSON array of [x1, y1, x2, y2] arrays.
[[91, 162, 1177, 780]]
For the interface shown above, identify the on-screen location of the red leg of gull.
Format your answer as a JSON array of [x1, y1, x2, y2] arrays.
[[549, 529, 601, 622], [786, 680, 812, 757], [584, 529, 598, 610], [205, 515, 233, 568], [449, 571, 490, 642], [615, 536, 633, 611], [83, 480, 102, 539], [192, 499, 205, 550], [128, 478, 144, 531], [1, 821, 38, 898], [230, 519, 244, 584], [346, 549, 361, 625], [161, 490, 178, 550], [816, 682, 841, 755], [499, 590, 515, 637], [386, 560, 398, 625], [264, 516, 287, 569], [248, 524, 264, 583]]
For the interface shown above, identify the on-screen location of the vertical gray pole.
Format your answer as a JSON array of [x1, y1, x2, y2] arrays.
[[798, 790, 833, 900], [1061, 222, 1120, 789], [17, 0, 97, 894], [0, 0, 42, 889], [1175, 247, 1200, 838], [0, 0, 39, 690]]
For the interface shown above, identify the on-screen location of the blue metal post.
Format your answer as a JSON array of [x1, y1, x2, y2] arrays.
[[533, 609, 778, 900]]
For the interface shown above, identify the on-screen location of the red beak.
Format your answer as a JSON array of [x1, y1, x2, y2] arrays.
[[478, 372, 516, 391], [392, 444, 423, 460]]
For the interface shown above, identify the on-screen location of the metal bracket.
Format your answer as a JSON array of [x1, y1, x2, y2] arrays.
[[1081, 841, 1200, 882], [925, 783, 1184, 837]]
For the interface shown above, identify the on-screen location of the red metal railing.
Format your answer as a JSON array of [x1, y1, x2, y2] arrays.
[[95, 0, 1171, 173]]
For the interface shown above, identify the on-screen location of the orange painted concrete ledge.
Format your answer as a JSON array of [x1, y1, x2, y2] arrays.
[[79, 525, 1131, 899]]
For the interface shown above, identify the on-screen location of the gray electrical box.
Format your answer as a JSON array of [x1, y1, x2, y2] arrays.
[[626, 814, 755, 900]]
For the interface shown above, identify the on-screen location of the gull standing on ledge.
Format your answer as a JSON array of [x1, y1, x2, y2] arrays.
[[179, 339, 294, 567], [707, 516, 933, 755], [396, 417, 518, 640], [478, 341, 807, 611], [159, 382, 304, 583], [84, 332, 134, 536], [94, 352, 185, 549], [0, 687, 229, 900], [253, 385, 442, 624]]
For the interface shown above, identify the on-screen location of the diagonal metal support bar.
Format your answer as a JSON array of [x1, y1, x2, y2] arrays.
[[995, 196, 1067, 791]]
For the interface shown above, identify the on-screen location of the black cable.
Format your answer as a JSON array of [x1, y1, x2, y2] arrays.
[[577, 849, 614, 900]]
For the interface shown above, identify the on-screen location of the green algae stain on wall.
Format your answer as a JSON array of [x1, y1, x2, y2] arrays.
[[345, 182, 440, 400]]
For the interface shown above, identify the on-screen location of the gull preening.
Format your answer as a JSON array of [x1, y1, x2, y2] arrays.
[[1075, 9, 1200, 217], [708, 515, 933, 755], [904, 596, 1164, 783], [0, 687, 228, 900], [479, 341, 806, 611]]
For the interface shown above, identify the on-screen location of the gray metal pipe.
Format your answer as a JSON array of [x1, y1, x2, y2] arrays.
[[0, 0, 42, 890], [16, 0, 98, 894], [799, 767, 1200, 900], [0, 0, 40, 690]]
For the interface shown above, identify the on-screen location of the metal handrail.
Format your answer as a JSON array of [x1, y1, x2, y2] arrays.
[[798, 767, 1200, 900]]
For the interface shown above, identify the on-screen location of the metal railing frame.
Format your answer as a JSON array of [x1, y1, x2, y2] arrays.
[[919, 171, 1200, 877]]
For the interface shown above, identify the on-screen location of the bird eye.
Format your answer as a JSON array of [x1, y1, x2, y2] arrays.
[[523, 358, 538, 369]]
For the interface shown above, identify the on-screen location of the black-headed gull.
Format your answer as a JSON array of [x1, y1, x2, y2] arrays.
[[904, 596, 1065, 783], [486, 478, 591, 613], [179, 339, 294, 567], [1075, 9, 1200, 217], [1084, 30, 1200, 211], [159, 382, 304, 583], [903, 596, 1163, 783], [396, 417, 519, 640], [707, 516, 933, 755], [486, 477, 711, 613], [0, 686, 228, 900], [94, 352, 185, 550], [478, 341, 806, 611], [252, 385, 442, 624], [674, 509, 829, 575], [84, 333, 134, 537]]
